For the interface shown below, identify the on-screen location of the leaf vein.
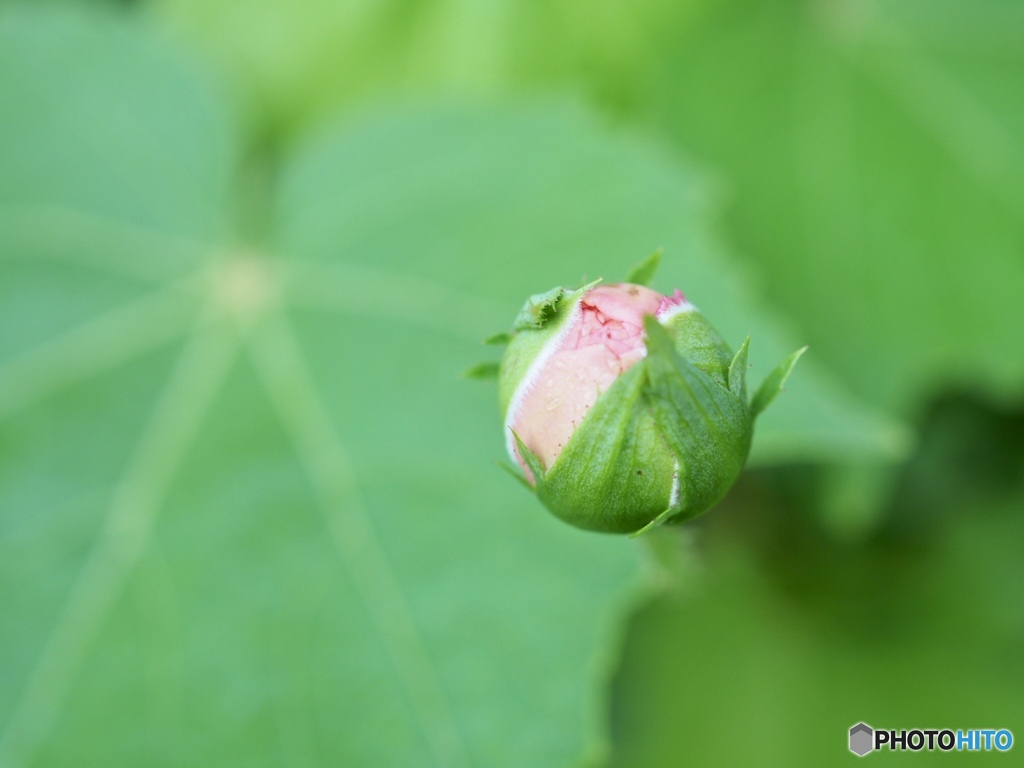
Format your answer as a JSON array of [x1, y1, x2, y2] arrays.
[[0, 311, 237, 768], [247, 309, 471, 768], [0, 276, 203, 421]]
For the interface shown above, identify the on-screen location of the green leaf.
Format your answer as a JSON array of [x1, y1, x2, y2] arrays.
[[623, 248, 662, 286], [154, 0, 912, 462], [158, 0, 1024, 414], [750, 346, 807, 417], [727, 336, 750, 400], [638, 0, 1024, 410], [0, 13, 643, 768], [0, 7, 917, 766]]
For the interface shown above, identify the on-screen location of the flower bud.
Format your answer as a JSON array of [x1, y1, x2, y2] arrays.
[[494, 258, 804, 535]]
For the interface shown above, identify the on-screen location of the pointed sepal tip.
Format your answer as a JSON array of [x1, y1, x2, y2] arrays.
[[624, 247, 663, 287], [510, 428, 546, 485], [750, 345, 808, 416], [728, 336, 750, 399]]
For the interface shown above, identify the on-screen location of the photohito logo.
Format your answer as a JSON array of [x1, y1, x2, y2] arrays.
[[848, 723, 1014, 756]]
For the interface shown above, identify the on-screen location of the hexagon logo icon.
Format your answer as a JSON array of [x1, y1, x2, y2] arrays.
[[849, 723, 874, 756]]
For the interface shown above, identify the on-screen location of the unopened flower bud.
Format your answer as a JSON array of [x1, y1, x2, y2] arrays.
[[493, 257, 804, 535]]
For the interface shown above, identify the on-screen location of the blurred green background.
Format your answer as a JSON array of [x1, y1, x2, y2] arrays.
[[1, 0, 1022, 766]]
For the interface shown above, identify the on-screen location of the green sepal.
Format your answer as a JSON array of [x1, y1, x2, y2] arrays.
[[512, 279, 601, 331], [462, 361, 500, 380], [539, 364, 676, 534], [483, 332, 512, 346], [642, 316, 752, 521], [511, 429, 547, 484], [750, 345, 808, 416], [728, 336, 750, 399], [624, 247, 663, 286], [658, 306, 733, 386], [629, 505, 676, 538], [499, 279, 601, 414], [498, 460, 535, 492]]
